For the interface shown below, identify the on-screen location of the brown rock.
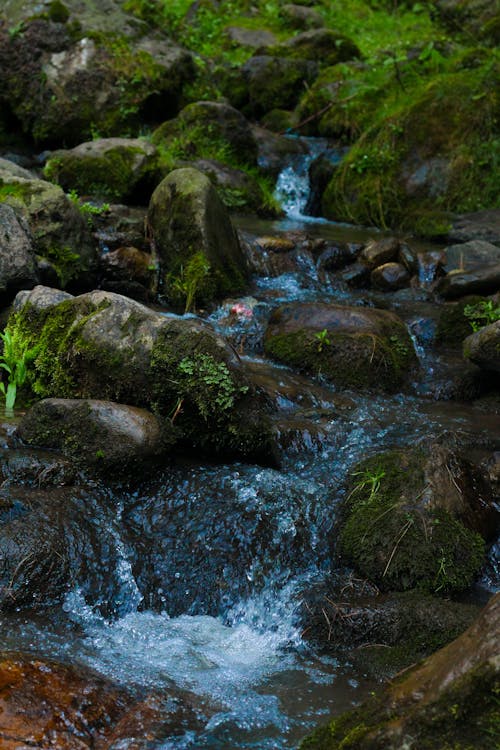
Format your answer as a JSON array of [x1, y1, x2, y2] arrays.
[[371, 261, 410, 291], [360, 237, 400, 269]]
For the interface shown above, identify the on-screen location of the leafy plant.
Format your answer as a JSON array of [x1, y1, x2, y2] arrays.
[[166, 252, 211, 312], [464, 300, 500, 332], [0, 329, 38, 412], [176, 353, 248, 422], [314, 328, 331, 352]]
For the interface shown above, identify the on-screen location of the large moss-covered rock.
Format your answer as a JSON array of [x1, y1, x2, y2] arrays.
[[0, 203, 38, 304], [7, 287, 274, 461], [17, 398, 175, 473], [0, 15, 194, 145], [239, 56, 319, 117], [264, 302, 416, 391], [299, 592, 499, 750], [44, 137, 158, 202], [338, 442, 495, 594], [147, 168, 248, 309], [0, 162, 98, 289], [152, 101, 258, 167], [321, 62, 500, 237]]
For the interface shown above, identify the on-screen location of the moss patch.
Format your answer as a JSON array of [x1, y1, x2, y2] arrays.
[[339, 451, 485, 594]]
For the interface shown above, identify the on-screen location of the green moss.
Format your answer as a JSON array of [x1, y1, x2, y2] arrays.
[[299, 660, 498, 749], [436, 296, 487, 346], [44, 145, 150, 201], [264, 327, 415, 392], [339, 451, 485, 594], [43, 246, 85, 289], [322, 61, 500, 236]]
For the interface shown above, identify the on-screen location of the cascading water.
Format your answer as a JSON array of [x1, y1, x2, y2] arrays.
[[1, 139, 498, 749]]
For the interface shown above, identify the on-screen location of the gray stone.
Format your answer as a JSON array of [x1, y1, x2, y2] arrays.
[[443, 239, 500, 274], [0, 204, 38, 303], [360, 237, 400, 269], [17, 398, 174, 473], [371, 262, 411, 291], [225, 26, 277, 48], [437, 263, 500, 299], [281, 4, 324, 29]]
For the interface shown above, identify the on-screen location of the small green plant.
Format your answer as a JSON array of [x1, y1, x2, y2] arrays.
[[67, 190, 110, 223], [348, 466, 386, 504], [166, 252, 211, 313], [0, 329, 38, 412], [464, 300, 500, 332], [176, 353, 248, 422], [314, 328, 331, 352]]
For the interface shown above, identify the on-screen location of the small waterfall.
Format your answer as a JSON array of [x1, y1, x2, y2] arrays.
[[274, 138, 331, 221]]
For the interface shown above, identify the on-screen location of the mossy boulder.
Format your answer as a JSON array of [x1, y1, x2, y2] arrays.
[[152, 101, 258, 167], [267, 29, 361, 67], [264, 302, 417, 391], [280, 4, 324, 30], [7, 287, 274, 461], [147, 168, 249, 309], [44, 138, 158, 203], [0, 17, 194, 145], [299, 592, 500, 750], [0, 162, 98, 290], [321, 62, 500, 236], [463, 320, 500, 373], [338, 443, 495, 594], [0, 203, 38, 304], [436, 295, 489, 346], [17, 398, 176, 474], [239, 56, 319, 117]]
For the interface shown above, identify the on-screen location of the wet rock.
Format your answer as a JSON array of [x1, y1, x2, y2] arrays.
[[338, 441, 497, 594], [147, 167, 248, 308], [9, 287, 275, 462], [256, 236, 296, 254], [447, 208, 500, 245], [299, 593, 500, 750], [99, 246, 156, 302], [338, 261, 371, 287], [280, 4, 325, 29], [44, 137, 158, 203], [240, 56, 319, 117], [264, 301, 417, 391], [0, 651, 201, 749], [268, 29, 361, 67], [305, 153, 338, 216], [442, 239, 500, 274], [371, 262, 410, 291], [301, 584, 479, 678], [94, 204, 149, 253], [251, 125, 308, 177], [398, 242, 418, 274], [360, 237, 400, 269], [0, 447, 76, 487], [464, 320, 500, 373], [153, 100, 258, 167], [17, 399, 175, 474], [0, 204, 38, 304], [0, 17, 194, 145], [315, 242, 358, 272], [437, 263, 500, 299], [0, 163, 98, 290]]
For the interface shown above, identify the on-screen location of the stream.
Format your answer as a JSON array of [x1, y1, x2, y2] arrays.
[[0, 142, 499, 748]]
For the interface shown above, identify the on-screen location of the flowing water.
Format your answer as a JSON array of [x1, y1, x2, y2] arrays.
[[0, 144, 499, 748]]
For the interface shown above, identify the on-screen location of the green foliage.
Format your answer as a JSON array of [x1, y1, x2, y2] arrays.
[[0, 328, 39, 412], [166, 252, 211, 312], [314, 328, 331, 352], [464, 300, 500, 332], [176, 353, 247, 423], [67, 189, 110, 223], [43, 246, 83, 288]]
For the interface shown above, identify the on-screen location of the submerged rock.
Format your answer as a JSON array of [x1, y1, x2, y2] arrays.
[[0, 651, 201, 749], [264, 301, 417, 391], [338, 441, 496, 594], [147, 168, 249, 309], [299, 592, 499, 750], [17, 398, 175, 474]]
